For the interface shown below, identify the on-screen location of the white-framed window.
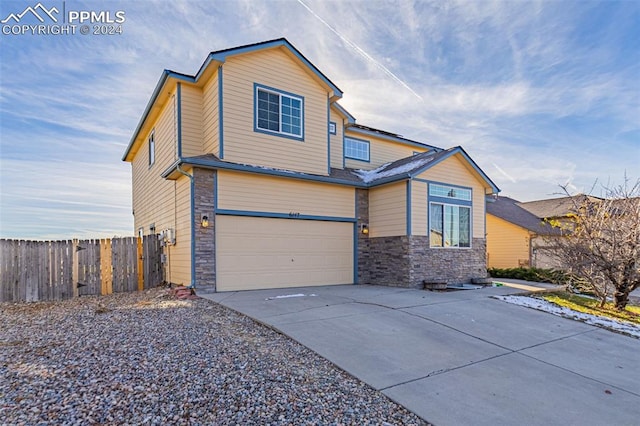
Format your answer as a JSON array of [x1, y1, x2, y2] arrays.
[[429, 183, 472, 248], [344, 137, 370, 161], [429, 183, 471, 201], [430, 203, 471, 248], [255, 84, 304, 140], [329, 121, 337, 135], [148, 130, 155, 167]]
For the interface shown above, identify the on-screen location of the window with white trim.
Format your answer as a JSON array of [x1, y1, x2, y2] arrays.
[[255, 85, 303, 139], [429, 183, 471, 201], [148, 130, 155, 166], [344, 137, 370, 161], [429, 183, 472, 248]]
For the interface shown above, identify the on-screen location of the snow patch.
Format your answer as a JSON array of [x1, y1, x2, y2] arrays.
[[494, 295, 640, 338], [353, 155, 435, 183], [265, 293, 317, 301]]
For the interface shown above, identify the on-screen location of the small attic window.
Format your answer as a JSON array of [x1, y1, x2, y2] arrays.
[[329, 121, 337, 135], [148, 130, 155, 167]]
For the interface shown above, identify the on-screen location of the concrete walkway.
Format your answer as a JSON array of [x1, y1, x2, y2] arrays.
[[201, 283, 640, 425]]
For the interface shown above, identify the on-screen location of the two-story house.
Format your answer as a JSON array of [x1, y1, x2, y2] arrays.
[[122, 38, 499, 292]]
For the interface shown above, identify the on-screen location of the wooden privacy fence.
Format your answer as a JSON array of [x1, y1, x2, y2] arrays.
[[0, 236, 163, 303]]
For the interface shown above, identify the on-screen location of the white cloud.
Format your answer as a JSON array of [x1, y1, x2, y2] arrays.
[[0, 0, 638, 238]]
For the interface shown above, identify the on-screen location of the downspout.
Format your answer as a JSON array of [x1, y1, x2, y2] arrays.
[[176, 164, 196, 289], [173, 83, 196, 290]]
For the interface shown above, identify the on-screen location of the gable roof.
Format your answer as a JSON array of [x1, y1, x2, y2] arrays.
[[351, 147, 500, 193], [518, 195, 602, 219], [487, 196, 562, 235], [162, 146, 498, 193], [123, 38, 342, 162]]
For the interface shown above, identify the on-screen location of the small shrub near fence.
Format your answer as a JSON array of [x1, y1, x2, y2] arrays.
[[0, 236, 163, 303]]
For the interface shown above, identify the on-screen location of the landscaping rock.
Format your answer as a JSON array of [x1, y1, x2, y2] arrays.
[[0, 288, 429, 425]]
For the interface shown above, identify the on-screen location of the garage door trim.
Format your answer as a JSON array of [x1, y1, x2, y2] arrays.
[[216, 208, 357, 223]]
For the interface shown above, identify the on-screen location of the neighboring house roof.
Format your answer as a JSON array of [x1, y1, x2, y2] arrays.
[[123, 38, 342, 162], [518, 195, 601, 219], [487, 196, 562, 236], [163, 147, 500, 193]]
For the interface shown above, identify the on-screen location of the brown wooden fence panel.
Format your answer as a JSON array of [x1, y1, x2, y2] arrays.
[[111, 237, 137, 293], [143, 235, 163, 289], [77, 239, 101, 296], [0, 236, 163, 303]]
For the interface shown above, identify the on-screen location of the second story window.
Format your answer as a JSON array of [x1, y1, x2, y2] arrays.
[[148, 130, 155, 166], [344, 137, 370, 162], [255, 84, 304, 140]]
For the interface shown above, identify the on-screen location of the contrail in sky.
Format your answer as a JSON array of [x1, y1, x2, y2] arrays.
[[296, 0, 423, 101]]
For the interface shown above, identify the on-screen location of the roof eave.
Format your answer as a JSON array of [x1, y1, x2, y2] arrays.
[[208, 38, 343, 98], [162, 158, 367, 188], [345, 125, 441, 151], [408, 147, 500, 194], [332, 102, 356, 124]]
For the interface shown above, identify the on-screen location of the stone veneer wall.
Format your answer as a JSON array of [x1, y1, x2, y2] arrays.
[[361, 235, 487, 288], [193, 168, 216, 289], [366, 236, 412, 287], [356, 189, 371, 284], [409, 237, 487, 286]]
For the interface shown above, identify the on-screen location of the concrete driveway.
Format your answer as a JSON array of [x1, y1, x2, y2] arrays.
[[201, 284, 640, 425]]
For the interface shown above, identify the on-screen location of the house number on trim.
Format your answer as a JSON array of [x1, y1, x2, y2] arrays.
[[288, 212, 300, 218]]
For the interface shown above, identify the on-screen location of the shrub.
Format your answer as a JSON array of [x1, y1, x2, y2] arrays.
[[488, 267, 570, 284]]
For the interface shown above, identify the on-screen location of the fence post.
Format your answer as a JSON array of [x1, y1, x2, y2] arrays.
[[137, 236, 143, 291], [100, 239, 113, 295], [72, 239, 79, 298]]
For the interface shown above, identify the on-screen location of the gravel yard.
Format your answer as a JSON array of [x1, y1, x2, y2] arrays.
[[0, 287, 428, 425]]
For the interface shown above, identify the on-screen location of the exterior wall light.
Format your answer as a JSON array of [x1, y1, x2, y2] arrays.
[[201, 214, 209, 228], [360, 224, 369, 235]]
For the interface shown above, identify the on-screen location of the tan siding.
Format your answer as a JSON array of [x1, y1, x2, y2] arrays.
[[202, 72, 219, 155], [329, 110, 344, 169], [486, 215, 530, 268], [411, 181, 428, 236], [217, 216, 353, 291], [130, 89, 192, 286], [345, 132, 429, 170], [416, 154, 487, 238], [132, 90, 177, 236], [180, 84, 204, 157], [369, 181, 406, 237], [217, 171, 355, 218], [222, 48, 328, 175], [168, 176, 192, 285]]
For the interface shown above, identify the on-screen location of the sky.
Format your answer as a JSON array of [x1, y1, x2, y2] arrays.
[[0, 0, 638, 240]]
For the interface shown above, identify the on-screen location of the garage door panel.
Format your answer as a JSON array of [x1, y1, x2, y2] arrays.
[[217, 216, 354, 291]]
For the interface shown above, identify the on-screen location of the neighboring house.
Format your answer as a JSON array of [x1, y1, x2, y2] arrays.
[[122, 38, 499, 292], [486, 196, 562, 269], [519, 195, 602, 228]]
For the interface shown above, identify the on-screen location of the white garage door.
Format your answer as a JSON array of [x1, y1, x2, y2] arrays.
[[216, 215, 354, 291]]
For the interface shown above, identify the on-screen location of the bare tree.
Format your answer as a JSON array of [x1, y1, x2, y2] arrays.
[[544, 178, 640, 310]]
